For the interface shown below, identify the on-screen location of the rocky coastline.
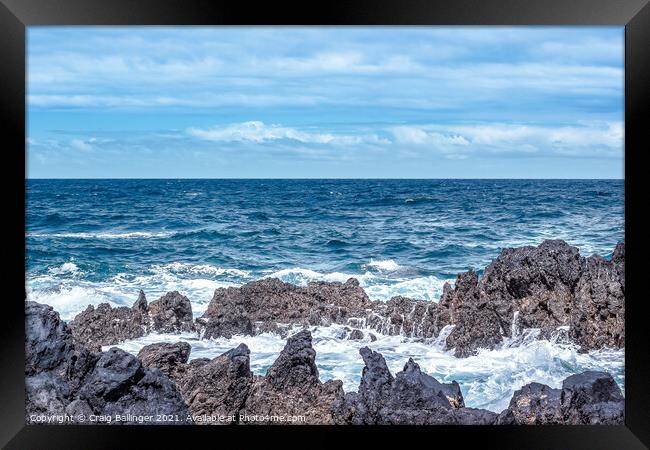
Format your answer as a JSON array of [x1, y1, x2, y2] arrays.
[[26, 301, 624, 425], [26, 239, 625, 425], [68, 239, 625, 357]]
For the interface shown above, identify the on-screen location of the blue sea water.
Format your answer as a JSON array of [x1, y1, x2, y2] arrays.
[[25, 179, 625, 412]]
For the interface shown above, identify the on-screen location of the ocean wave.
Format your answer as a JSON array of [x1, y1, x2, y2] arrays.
[[43, 212, 67, 226], [364, 275, 449, 302], [172, 229, 232, 240], [149, 262, 249, 278], [29, 230, 175, 240], [26, 285, 125, 321], [325, 239, 349, 248], [27, 261, 251, 320], [112, 323, 624, 413], [26, 279, 222, 320], [27, 262, 451, 325], [267, 267, 373, 286], [367, 259, 401, 271], [31, 261, 451, 316], [47, 260, 81, 275], [267, 266, 450, 302]]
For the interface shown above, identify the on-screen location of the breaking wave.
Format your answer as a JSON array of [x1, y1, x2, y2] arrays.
[[113, 324, 624, 413], [27, 259, 451, 321], [29, 230, 175, 240]]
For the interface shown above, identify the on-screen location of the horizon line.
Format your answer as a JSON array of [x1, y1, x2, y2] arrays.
[[26, 177, 624, 181]]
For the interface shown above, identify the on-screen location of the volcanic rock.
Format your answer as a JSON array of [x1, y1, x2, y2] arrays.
[[69, 302, 147, 352], [76, 348, 191, 422], [147, 291, 195, 334], [560, 371, 625, 424], [366, 295, 449, 339], [348, 329, 364, 340], [332, 346, 495, 425], [495, 382, 563, 424], [137, 341, 192, 379], [178, 344, 253, 423], [242, 330, 345, 424], [25, 301, 190, 424], [438, 240, 625, 356], [570, 244, 625, 351], [440, 271, 503, 357], [70, 290, 195, 349], [200, 278, 373, 339], [496, 371, 624, 425]]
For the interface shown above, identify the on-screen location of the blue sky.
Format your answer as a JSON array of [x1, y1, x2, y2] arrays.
[[27, 27, 624, 178]]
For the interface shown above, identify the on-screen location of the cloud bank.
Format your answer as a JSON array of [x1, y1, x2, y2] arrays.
[[27, 27, 624, 178]]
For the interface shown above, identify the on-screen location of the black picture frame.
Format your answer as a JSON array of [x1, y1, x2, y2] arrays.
[[2, 0, 649, 448]]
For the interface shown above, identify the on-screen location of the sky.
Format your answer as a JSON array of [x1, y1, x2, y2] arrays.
[[27, 27, 624, 179]]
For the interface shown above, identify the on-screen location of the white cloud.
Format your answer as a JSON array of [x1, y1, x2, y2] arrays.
[[187, 121, 388, 146], [28, 93, 327, 109], [27, 28, 622, 112], [390, 122, 623, 158], [187, 120, 622, 160], [391, 126, 470, 146], [70, 138, 96, 152]]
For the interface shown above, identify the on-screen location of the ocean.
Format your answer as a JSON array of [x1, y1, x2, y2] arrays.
[[26, 179, 625, 412]]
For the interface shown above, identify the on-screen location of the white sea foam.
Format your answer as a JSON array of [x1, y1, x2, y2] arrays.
[[27, 261, 250, 319], [47, 261, 81, 275], [367, 259, 401, 271], [267, 267, 370, 285], [364, 275, 450, 302], [150, 262, 249, 278], [27, 285, 125, 321], [29, 231, 174, 239], [112, 323, 624, 413], [27, 262, 452, 325], [267, 267, 450, 302]]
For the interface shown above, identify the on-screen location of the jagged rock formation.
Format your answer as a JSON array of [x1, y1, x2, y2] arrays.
[[25, 301, 191, 424], [438, 270, 502, 357], [194, 240, 624, 356], [494, 382, 563, 424], [331, 347, 497, 425], [441, 240, 587, 356], [27, 300, 624, 425], [241, 330, 345, 424], [178, 344, 253, 423], [69, 290, 196, 350], [66, 240, 624, 357], [570, 243, 625, 351], [147, 291, 195, 334], [136, 331, 345, 424], [439, 240, 624, 356], [496, 371, 624, 425], [74, 348, 190, 422], [331, 348, 623, 425], [198, 277, 373, 339], [136, 341, 252, 423], [136, 342, 192, 380]]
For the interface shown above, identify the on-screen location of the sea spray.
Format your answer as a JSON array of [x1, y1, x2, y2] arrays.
[[111, 323, 624, 413]]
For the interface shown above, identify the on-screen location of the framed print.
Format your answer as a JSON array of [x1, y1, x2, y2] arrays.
[[1, 0, 649, 448]]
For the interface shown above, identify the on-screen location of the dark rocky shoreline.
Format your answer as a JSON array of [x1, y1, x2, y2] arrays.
[[26, 239, 625, 425], [68, 239, 625, 357], [26, 301, 624, 425]]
